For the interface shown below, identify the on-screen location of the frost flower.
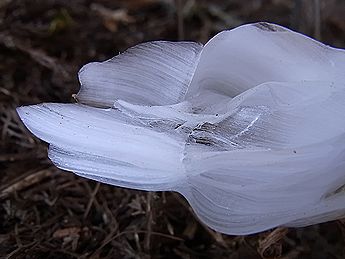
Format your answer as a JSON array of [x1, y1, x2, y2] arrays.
[[17, 23, 345, 235]]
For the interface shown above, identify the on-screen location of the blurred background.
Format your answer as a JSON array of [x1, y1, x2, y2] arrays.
[[1, 0, 345, 258]]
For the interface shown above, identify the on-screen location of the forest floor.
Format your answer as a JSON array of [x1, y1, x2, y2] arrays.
[[1, 0, 345, 258]]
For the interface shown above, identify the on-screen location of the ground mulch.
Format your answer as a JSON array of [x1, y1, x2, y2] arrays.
[[1, 0, 345, 258]]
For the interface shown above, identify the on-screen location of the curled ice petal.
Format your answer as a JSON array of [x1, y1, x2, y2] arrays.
[[182, 81, 345, 234], [17, 22, 345, 235], [78, 41, 203, 107], [186, 22, 345, 99], [17, 103, 186, 190], [180, 139, 345, 235]]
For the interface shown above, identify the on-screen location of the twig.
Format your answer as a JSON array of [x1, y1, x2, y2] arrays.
[[0, 167, 55, 200], [144, 191, 153, 252], [5, 241, 37, 259], [313, 0, 321, 40], [83, 182, 101, 219], [14, 224, 22, 248], [91, 228, 184, 258], [82, 181, 102, 216], [175, 0, 184, 40], [0, 152, 41, 162], [0, 33, 70, 79], [116, 230, 183, 242]]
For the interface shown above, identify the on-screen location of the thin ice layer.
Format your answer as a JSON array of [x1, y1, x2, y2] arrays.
[[16, 22, 345, 235], [187, 81, 345, 151], [17, 103, 186, 190], [180, 136, 345, 235], [186, 22, 345, 99], [77, 41, 203, 107], [182, 81, 345, 234]]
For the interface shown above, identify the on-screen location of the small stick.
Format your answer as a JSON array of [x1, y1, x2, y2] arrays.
[[83, 182, 101, 219], [144, 191, 153, 252], [0, 167, 54, 200], [176, 0, 184, 40], [313, 0, 321, 40]]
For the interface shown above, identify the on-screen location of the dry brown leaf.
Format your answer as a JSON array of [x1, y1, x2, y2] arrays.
[[53, 227, 81, 239], [91, 4, 135, 32], [258, 228, 289, 258]]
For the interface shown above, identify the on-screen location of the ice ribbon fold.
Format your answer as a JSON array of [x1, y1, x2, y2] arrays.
[[17, 22, 345, 235]]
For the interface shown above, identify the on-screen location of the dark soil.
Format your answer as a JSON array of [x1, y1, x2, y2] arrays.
[[1, 0, 345, 258]]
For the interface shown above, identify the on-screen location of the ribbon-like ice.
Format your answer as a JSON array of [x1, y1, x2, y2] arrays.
[[17, 22, 345, 235]]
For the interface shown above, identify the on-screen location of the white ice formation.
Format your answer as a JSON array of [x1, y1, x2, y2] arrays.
[[17, 22, 345, 235]]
